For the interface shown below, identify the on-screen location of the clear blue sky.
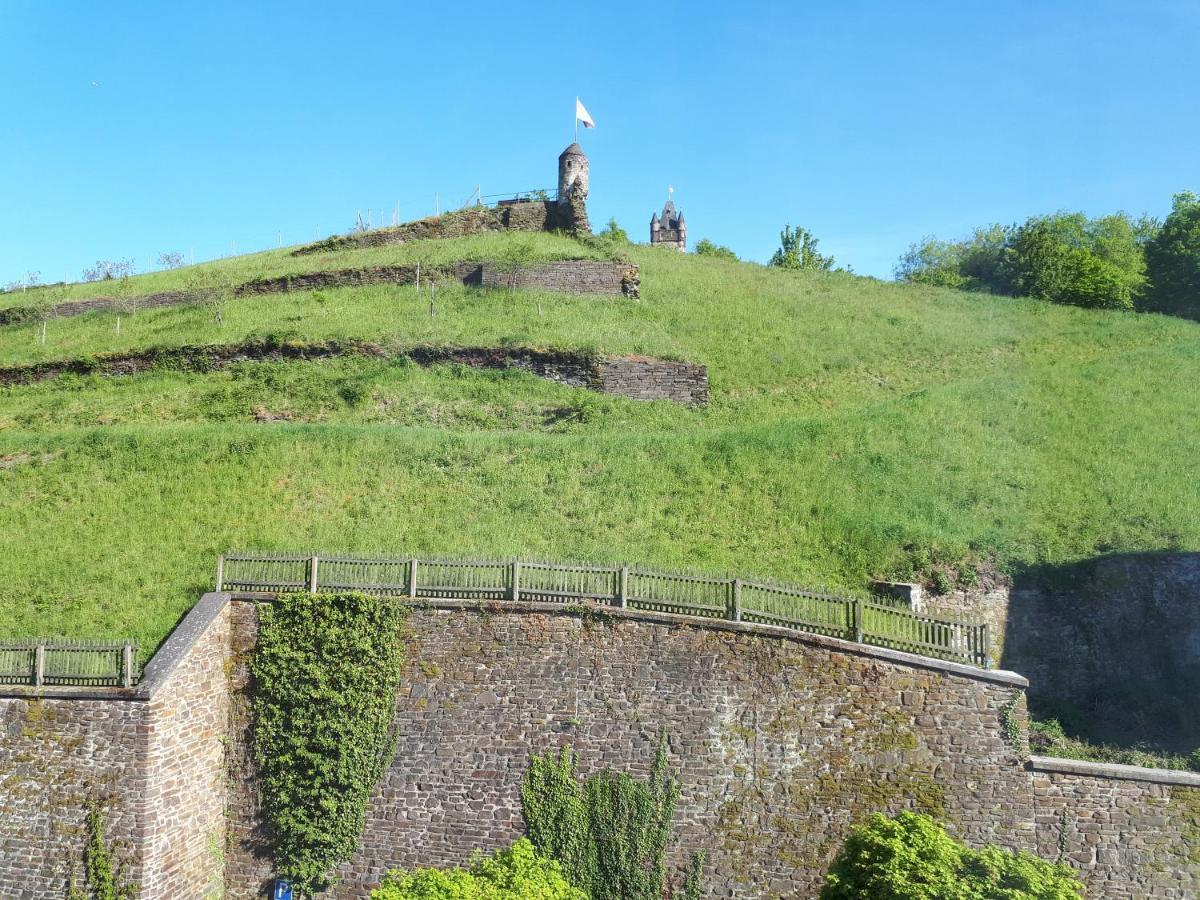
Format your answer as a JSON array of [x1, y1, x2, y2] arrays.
[[2, 0, 1197, 285]]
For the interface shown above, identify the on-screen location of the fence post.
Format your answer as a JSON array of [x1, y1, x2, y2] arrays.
[[511, 560, 521, 602], [308, 555, 320, 593], [215, 554, 225, 591], [730, 579, 742, 622], [853, 597, 864, 643], [122, 645, 133, 688], [408, 559, 418, 597], [980, 623, 991, 669], [616, 566, 629, 608], [33, 644, 45, 687]]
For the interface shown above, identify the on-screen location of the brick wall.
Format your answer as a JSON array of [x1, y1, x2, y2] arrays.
[[223, 601, 1033, 898], [1030, 757, 1200, 899]]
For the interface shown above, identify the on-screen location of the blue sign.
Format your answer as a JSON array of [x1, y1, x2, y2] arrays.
[[273, 879, 293, 900]]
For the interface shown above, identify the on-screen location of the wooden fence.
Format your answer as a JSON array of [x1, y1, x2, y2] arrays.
[[218, 552, 990, 668], [0, 639, 139, 687]]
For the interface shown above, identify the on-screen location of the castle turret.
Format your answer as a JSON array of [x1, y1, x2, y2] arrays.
[[650, 194, 685, 251], [556, 143, 590, 235]]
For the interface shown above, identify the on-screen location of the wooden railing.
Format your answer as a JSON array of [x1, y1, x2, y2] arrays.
[[218, 552, 991, 668], [0, 639, 139, 687]]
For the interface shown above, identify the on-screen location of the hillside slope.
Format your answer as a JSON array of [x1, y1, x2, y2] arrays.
[[1, 233, 1198, 653]]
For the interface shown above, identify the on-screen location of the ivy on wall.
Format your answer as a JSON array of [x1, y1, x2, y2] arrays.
[[66, 802, 137, 900], [521, 732, 703, 899], [251, 592, 407, 896]]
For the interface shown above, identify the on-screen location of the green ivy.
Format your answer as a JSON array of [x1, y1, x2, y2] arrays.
[[521, 732, 702, 899], [66, 802, 137, 900], [252, 592, 408, 896]]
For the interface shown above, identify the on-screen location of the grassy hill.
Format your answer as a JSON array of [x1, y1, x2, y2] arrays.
[[1, 230, 1198, 656]]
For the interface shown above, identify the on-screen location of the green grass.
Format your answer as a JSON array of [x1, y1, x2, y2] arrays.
[[1, 235, 1198, 658], [0, 230, 614, 309]]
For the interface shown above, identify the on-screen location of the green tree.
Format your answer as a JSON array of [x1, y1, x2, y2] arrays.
[[770, 224, 835, 271], [821, 812, 1082, 900], [1145, 191, 1200, 317], [693, 238, 738, 262], [371, 839, 585, 900]]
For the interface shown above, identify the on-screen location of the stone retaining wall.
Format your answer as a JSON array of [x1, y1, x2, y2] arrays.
[[0, 594, 230, 898], [0, 341, 707, 407], [0, 260, 639, 326], [3, 593, 1198, 898], [1030, 756, 1200, 899], [596, 356, 709, 406], [223, 600, 1033, 898], [290, 202, 562, 257]]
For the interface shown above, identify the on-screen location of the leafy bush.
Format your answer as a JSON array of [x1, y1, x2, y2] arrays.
[[252, 592, 408, 896], [1030, 718, 1200, 772], [371, 839, 585, 900], [595, 218, 630, 245], [770, 224, 835, 271], [521, 733, 700, 900], [896, 211, 1157, 310], [693, 238, 738, 261], [1145, 190, 1200, 317], [821, 812, 1082, 900]]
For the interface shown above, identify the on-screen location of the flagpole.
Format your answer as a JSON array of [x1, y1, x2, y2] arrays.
[[574, 96, 578, 143]]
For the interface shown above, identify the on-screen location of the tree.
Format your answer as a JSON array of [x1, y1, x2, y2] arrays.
[[1145, 191, 1200, 317], [1007, 216, 1141, 310], [693, 239, 738, 262], [821, 812, 1082, 900], [156, 251, 185, 270], [770, 225, 835, 271]]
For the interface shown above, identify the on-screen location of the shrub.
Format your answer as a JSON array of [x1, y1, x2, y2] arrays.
[[693, 239, 738, 261], [371, 839, 585, 900], [595, 218, 630, 245], [83, 259, 135, 282], [770, 224, 835, 271], [821, 812, 1082, 900]]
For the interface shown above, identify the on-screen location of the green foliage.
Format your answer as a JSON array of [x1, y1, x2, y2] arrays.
[[693, 239, 737, 261], [770, 224, 835, 271], [820, 812, 1082, 900], [66, 803, 137, 900], [1145, 191, 1200, 317], [370, 839, 585, 900], [1030, 718, 1200, 772], [252, 592, 408, 896], [595, 218, 630, 246], [521, 733, 688, 900], [897, 210, 1157, 310]]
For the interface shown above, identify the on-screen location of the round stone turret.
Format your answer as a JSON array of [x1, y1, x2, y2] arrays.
[[558, 143, 589, 204]]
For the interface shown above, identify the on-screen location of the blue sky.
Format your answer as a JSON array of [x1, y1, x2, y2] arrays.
[[1, 0, 1197, 284]]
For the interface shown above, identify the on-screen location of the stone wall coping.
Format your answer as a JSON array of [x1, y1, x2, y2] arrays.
[[226, 593, 1027, 688], [0, 591, 231, 701], [1028, 755, 1200, 786]]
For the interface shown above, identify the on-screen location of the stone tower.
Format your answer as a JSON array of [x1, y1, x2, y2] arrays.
[[650, 195, 686, 251], [556, 143, 590, 235]]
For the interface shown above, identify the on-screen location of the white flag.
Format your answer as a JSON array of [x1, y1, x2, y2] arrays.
[[575, 98, 595, 129]]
